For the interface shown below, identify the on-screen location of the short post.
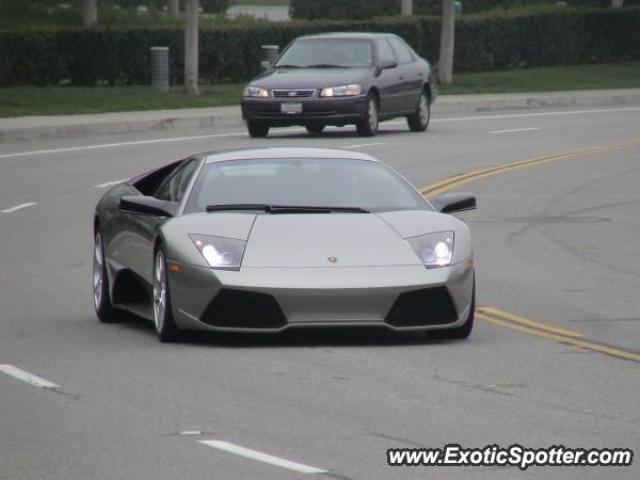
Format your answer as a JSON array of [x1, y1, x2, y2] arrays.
[[150, 46, 170, 93], [401, 0, 413, 16], [261, 45, 279, 70]]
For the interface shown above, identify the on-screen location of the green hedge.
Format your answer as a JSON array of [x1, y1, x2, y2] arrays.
[[1, 7, 639, 86], [289, 0, 640, 19]]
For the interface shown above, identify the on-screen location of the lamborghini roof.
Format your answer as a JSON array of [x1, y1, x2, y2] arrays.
[[204, 148, 379, 164]]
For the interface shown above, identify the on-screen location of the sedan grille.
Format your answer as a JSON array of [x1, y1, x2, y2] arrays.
[[385, 287, 458, 327], [272, 89, 316, 98], [200, 289, 287, 329]]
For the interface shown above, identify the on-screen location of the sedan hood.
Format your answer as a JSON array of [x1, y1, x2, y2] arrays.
[[251, 68, 370, 91], [242, 214, 421, 268]]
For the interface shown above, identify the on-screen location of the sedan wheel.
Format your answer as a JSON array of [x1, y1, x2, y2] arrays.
[[93, 230, 119, 323], [356, 95, 379, 137], [153, 248, 181, 342], [407, 90, 431, 132], [247, 120, 270, 138], [305, 123, 325, 135]]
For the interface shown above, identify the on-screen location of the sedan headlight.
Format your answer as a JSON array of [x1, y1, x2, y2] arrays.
[[320, 84, 362, 97], [243, 86, 270, 98], [189, 234, 246, 270], [407, 231, 454, 268]]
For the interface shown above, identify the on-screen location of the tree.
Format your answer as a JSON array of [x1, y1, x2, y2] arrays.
[[438, 0, 455, 84], [83, 0, 97, 25], [184, 0, 199, 95], [168, 0, 179, 17]]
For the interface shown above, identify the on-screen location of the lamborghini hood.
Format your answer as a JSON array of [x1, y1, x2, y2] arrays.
[[242, 213, 421, 268]]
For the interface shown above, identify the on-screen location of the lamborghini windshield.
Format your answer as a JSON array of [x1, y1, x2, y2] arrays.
[[183, 158, 429, 214]]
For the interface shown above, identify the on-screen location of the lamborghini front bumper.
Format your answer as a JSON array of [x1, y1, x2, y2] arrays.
[[168, 261, 474, 333]]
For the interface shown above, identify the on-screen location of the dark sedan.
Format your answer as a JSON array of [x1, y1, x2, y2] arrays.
[[241, 33, 437, 138]]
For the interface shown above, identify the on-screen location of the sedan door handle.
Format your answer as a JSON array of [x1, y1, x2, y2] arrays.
[[399, 76, 404, 80]]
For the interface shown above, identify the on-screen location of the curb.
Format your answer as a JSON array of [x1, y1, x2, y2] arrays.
[[433, 88, 640, 114], [1, 89, 639, 142]]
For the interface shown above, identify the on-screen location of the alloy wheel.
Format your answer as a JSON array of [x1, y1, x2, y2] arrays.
[[153, 252, 167, 332], [93, 234, 104, 309]]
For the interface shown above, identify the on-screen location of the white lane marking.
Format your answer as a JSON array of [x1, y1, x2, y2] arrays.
[[490, 127, 540, 134], [342, 142, 386, 149], [0, 132, 244, 160], [1, 202, 37, 213], [198, 440, 328, 474], [0, 364, 59, 389], [2, 106, 639, 161], [94, 178, 128, 188], [432, 106, 640, 123]]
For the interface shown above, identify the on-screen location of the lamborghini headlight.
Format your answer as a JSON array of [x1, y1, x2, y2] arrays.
[[189, 234, 246, 270], [407, 231, 454, 268], [320, 84, 362, 97], [243, 86, 270, 98]]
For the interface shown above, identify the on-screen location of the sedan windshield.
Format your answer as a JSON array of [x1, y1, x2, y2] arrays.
[[184, 158, 430, 214], [275, 39, 373, 68]]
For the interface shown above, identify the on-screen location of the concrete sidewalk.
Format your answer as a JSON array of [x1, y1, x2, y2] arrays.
[[1, 89, 639, 142]]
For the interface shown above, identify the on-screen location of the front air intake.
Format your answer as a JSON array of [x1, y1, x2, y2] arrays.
[[200, 289, 287, 329], [385, 287, 458, 327]]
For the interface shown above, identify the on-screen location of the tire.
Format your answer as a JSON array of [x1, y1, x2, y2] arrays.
[[93, 229, 120, 323], [153, 247, 182, 342], [428, 279, 475, 340], [305, 123, 325, 134], [356, 94, 379, 137], [247, 120, 269, 138], [407, 89, 431, 132]]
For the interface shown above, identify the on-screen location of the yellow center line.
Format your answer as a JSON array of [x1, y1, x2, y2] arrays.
[[419, 142, 635, 197], [417, 140, 640, 363], [477, 306, 584, 338], [477, 312, 640, 363]]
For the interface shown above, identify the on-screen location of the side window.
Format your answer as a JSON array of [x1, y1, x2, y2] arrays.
[[388, 38, 414, 65], [155, 159, 198, 202], [376, 39, 396, 64]]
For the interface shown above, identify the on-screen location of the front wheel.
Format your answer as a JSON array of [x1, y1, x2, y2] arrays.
[[153, 248, 181, 342], [427, 279, 475, 340], [407, 90, 431, 132], [305, 123, 325, 135], [93, 230, 120, 323], [356, 94, 379, 137], [247, 120, 270, 138]]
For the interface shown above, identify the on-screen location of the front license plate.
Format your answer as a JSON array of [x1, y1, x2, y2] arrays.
[[280, 102, 303, 114]]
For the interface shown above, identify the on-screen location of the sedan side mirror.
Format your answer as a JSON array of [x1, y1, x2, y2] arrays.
[[430, 192, 476, 214], [375, 60, 397, 76], [120, 195, 176, 217]]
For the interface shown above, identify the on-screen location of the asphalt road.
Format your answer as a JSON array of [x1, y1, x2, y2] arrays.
[[1, 105, 639, 479]]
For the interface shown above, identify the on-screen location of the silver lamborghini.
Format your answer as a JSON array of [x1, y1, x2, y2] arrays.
[[92, 148, 476, 342]]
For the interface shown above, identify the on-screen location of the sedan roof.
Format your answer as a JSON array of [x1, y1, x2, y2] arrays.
[[204, 147, 379, 164]]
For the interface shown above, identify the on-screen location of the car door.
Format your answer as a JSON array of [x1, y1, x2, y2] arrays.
[[387, 37, 423, 112], [374, 38, 402, 115], [127, 158, 199, 284]]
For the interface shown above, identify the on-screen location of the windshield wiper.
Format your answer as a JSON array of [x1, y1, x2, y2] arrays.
[[274, 64, 304, 69], [206, 204, 272, 212], [270, 205, 369, 214], [305, 64, 349, 69], [206, 204, 369, 214]]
